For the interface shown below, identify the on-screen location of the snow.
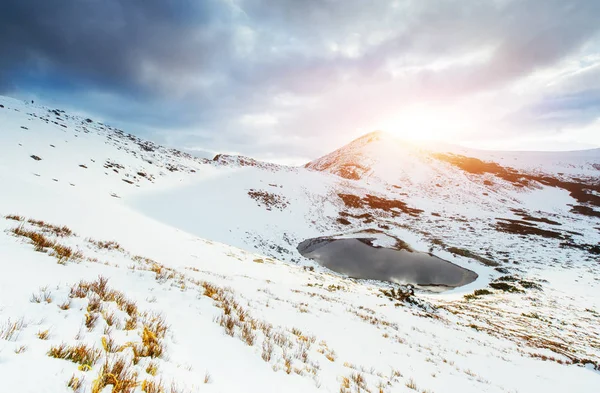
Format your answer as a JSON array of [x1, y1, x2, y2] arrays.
[[0, 96, 599, 392], [508, 185, 577, 214]]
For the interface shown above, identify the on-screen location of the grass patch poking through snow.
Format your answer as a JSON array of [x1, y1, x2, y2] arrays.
[[7, 216, 82, 263]]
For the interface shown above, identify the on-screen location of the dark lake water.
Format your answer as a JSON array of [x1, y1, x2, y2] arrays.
[[298, 238, 478, 288]]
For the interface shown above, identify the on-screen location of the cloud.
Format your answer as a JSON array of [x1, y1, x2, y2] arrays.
[[0, 1, 232, 94], [1, 0, 600, 159], [507, 89, 600, 130]]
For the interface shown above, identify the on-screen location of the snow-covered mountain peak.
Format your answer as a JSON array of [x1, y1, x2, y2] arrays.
[[305, 131, 426, 181], [344, 130, 395, 145], [308, 129, 600, 183]]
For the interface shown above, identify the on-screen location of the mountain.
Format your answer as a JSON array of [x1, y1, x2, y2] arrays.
[[305, 131, 439, 182], [307, 130, 600, 180], [305, 129, 599, 246], [0, 96, 599, 393]]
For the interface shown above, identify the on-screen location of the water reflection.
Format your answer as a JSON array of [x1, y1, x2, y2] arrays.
[[298, 238, 477, 288]]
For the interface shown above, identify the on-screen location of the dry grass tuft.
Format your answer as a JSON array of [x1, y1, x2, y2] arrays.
[[48, 343, 102, 369], [125, 316, 138, 331], [11, 226, 55, 251], [27, 218, 74, 237], [272, 331, 290, 348], [121, 299, 138, 317], [217, 314, 236, 337], [68, 374, 84, 392], [126, 313, 168, 363], [0, 317, 27, 341], [405, 377, 418, 390], [31, 286, 52, 303], [340, 376, 351, 390], [14, 345, 27, 354], [52, 278, 174, 392], [70, 277, 138, 318], [351, 372, 366, 389], [103, 310, 119, 327], [324, 349, 336, 362], [146, 361, 159, 376], [262, 339, 274, 362], [91, 357, 139, 393], [338, 372, 370, 392], [59, 299, 72, 310], [241, 322, 256, 346], [10, 222, 78, 263], [291, 327, 303, 337], [37, 328, 51, 340], [284, 353, 293, 374], [141, 379, 165, 393], [87, 295, 102, 313], [101, 335, 120, 353], [135, 326, 164, 359], [90, 276, 110, 298], [89, 239, 123, 251], [70, 281, 90, 298], [202, 282, 221, 299], [51, 243, 76, 263], [149, 263, 174, 283], [85, 312, 99, 330], [5, 214, 24, 221]]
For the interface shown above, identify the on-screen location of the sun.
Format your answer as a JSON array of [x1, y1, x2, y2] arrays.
[[376, 103, 465, 142]]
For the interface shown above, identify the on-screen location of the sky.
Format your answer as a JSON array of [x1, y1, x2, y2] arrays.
[[1, 0, 600, 164]]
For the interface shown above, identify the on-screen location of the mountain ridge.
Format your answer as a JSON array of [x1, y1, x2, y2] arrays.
[[307, 130, 600, 181]]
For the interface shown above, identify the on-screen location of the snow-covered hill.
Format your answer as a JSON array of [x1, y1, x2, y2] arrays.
[[1, 96, 599, 392]]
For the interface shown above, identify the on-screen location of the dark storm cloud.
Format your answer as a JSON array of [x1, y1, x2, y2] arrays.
[[0, 0, 234, 96], [1, 0, 600, 158]]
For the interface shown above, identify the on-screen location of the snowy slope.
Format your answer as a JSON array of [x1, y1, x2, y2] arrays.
[[446, 146, 600, 178], [1, 96, 599, 393]]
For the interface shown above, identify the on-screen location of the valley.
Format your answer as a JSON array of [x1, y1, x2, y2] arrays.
[[0, 96, 599, 392]]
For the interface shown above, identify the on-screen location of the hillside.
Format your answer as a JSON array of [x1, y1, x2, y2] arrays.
[[0, 96, 599, 392]]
